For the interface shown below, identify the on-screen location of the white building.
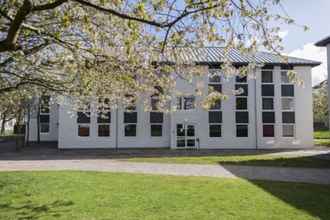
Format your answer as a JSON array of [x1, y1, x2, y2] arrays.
[[26, 48, 320, 149], [315, 36, 330, 128]]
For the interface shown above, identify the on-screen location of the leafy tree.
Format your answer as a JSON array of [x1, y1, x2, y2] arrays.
[[313, 82, 328, 128], [0, 0, 304, 112]]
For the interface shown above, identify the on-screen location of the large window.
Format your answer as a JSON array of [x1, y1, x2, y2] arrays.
[[208, 70, 222, 137], [77, 107, 90, 137], [235, 76, 248, 137], [150, 96, 163, 137], [176, 96, 195, 110], [97, 99, 111, 137], [124, 101, 137, 137], [261, 69, 275, 137], [281, 70, 295, 137], [39, 96, 50, 133]]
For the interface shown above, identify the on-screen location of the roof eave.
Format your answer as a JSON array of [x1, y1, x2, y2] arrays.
[[315, 36, 330, 47]]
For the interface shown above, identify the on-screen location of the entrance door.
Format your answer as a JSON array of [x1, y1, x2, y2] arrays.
[[176, 123, 197, 148]]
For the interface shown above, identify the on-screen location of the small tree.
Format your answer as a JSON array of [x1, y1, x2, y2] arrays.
[[313, 83, 328, 129]]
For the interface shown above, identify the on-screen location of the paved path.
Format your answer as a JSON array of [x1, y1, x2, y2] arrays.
[[0, 159, 329, 185]]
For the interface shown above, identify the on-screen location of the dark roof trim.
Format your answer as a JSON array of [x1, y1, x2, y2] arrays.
[[158, 61, 320, 67], [315, 36, 330, 47]]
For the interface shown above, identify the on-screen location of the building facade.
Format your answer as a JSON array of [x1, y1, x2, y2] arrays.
[[26, 48, 320, 149]]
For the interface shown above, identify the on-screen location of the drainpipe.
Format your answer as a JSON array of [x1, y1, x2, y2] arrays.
[[254, 73, 258, 150], [115, 107, 119, 151]]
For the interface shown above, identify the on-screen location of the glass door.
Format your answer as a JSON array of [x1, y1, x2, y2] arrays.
[[176, 124, 197, 148]]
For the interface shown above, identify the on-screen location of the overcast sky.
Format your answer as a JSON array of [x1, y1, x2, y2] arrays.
[[279, 0, 330, 85]]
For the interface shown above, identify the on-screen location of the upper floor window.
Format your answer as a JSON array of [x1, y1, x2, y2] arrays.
[[176, 96, 195, 110], [39, 96, 50, 133]]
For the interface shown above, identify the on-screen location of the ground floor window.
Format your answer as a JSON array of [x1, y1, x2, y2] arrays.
[[77, 111, 90, 137]]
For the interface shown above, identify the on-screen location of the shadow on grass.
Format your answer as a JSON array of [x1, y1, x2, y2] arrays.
[[216, 154, 330, 168], [248, 180, 330, 220], [0, 200, 73, 220]]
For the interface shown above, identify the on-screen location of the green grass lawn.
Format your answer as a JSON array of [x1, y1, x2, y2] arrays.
[[314, 130, 330, 147], [0, 171, 329, 220], [125, 153, 330, 168]]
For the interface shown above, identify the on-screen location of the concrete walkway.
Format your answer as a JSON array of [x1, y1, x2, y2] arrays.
[[0, 159, 329, 185]]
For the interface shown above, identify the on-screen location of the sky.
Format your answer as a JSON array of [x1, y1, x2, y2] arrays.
[[278, 0, 330, 86]]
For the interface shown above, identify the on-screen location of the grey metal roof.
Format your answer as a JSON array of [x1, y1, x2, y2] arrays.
[[315, 36, 330, 47], [162, 47, 321, 67]]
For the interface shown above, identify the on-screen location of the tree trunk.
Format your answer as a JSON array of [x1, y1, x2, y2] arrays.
[[1, 113, 6, 135]]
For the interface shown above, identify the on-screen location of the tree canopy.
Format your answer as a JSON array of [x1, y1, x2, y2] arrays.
[[0, 0, 304, 112]]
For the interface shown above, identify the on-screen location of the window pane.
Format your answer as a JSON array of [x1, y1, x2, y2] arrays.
[[176, 97, 182, 110], [98, 124, 110, 137], [282, 112, 295, 123], [209, 74, 221, 83], [208, 84, 222, 93], [210, 99, 221, 110], [97, 112, 111, 123], [187, 139, 195, 147], [124, 124, 136, 136], [262, 70, 273, 83], [78, 125, 89, 137], [283, 124, 294, 137], [151, 124, 162, 137], [263, 125, 274, 137], [184, 96, 195, 110], [40, 123, 49, 133], [177, 124, 185, 136], [124, 112, 137, 123], [151, 97, 159, 111], [40, 96, 50, 113], [235, 84, 248, 96], [177, 139, 185, 147], [262, 112, 275, 123], [39, 115, 50, 123], [281, 85, 294, 97], [150, 112, 163, 123], [237, 125, 248, 137], [281, 98, 294, 110], [261, 85, 274, 97], [281, 71, 290, 83], [262, 98, 274, 110], [236, 98, 247, 110], [209, 111, 222, 123], [209, 125, 221, 137], [236, 76, 247, 83], [187, 125, 195, 137], [236, 112, 249, 123], [77, 112, 90, 123]]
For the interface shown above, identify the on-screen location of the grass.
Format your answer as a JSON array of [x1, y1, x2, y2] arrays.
[[125, 153, 330, 168], [314, 130, 330, 147], [0, 171, 330, 220]]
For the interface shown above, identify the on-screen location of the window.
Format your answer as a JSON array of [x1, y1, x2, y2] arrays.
[[263, 125, 274, 137], [209, 124, 221, 137], [150, 96, 164, 137], [97, 100, 111, 137], [124, 101, 137, 137], [151, 124, 162, 137], [209, 111, 222, 123], [236, 76, 249, 137], [39, 96, 50, 133], [281, 98, 294, 110], [77, 111, 90, 137], [262, 98, 274, 110], [281, 70, 295, 137], [281, 85, 294, 97], [262, 70, 273, 83], [262, 112, 275, 123], [262, 85, 274, 97], [208, 70, 222, 137], [261, 70, 275, 137], [283, 124, 294, 137], [236, 98, 247, 110], [177, 96, 195, 110], [235, 84, 248, 96], [236, 112, 249, 124], [237, 125, 248, 137]]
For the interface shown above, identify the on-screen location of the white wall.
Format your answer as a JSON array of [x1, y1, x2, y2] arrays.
[[29, 65, 314, 149], [327, 44, 330, 128]]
